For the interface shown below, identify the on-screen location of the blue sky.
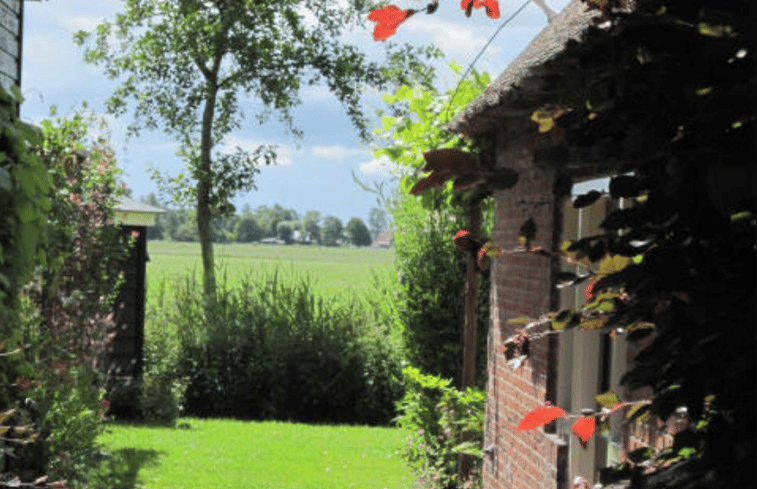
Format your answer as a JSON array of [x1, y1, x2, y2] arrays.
[[20, 0, 572, 224]]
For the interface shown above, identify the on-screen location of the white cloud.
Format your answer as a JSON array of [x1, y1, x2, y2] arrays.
[[55, 14, 105, 33], [358, 155, 396, 177], [311, 145, 368, 160], [405, 18, 490, 59], [219, 135, 294, 167]]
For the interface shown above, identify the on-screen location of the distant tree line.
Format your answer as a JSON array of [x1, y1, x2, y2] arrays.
[[140, 193, 387, 247]]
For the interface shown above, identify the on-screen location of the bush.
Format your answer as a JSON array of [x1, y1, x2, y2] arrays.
[[391, 193, 489, 388], [139, 277, 189, 425], [3, 105, 129, 485], [395, 367, 485, 489], [169, 268, 404, 425]]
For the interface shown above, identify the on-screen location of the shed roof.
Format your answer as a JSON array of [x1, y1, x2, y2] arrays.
[[115, 196, 165, 214], [447, 0, 599, 139]]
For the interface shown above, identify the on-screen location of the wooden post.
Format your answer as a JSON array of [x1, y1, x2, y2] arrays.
[[462, 197, 481, 390], [460, 196, 482, 483]]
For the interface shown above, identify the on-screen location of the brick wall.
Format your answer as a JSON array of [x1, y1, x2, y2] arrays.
[[483, 124, 566, 489]]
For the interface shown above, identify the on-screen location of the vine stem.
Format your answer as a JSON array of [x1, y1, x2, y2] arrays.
[[445, 0, 532, 120]]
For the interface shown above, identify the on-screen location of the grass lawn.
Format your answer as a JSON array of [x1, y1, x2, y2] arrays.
[[97, 418, 415, 489], [146, 241, 394, 306]]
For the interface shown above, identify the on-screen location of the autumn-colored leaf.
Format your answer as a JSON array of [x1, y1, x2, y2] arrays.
[[597, 255, 630, 278], [453, 230, 482, 256], [412, 149, 476, 194], [368, 5, 415, 41], [531, 107, 566, 133], [572, 416, 596, 443], [517, 405, 567, 431], [15, 376, 31, 391], [584, 279, 597, 301]]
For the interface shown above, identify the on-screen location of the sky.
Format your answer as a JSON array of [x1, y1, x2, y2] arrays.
[[20, 0, 574, 225]]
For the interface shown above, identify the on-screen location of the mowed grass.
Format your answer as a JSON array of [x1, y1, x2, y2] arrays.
[[146, 241, 394, 307], [97, 418, 414, 489]]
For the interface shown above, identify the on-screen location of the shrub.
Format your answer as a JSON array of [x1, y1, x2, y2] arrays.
[[391, 192, 489, 388], [395, 366, 485, 489], [3, 105, 129, 484], [139, 277, 189, 425], [170, 268, 404, 425]]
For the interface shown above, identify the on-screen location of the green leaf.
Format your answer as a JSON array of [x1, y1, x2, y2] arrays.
[[551, 309, 580, 330], [0, 166, 10, 192], [627, 447, 655, 464], [596, 391, 622, 409], [15, 200, 36, 223], [626, 403, 650, 422], [508, 316, 532, 326]]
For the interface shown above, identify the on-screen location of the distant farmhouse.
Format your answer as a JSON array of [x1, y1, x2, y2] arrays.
[[372, 230, 393, 248]]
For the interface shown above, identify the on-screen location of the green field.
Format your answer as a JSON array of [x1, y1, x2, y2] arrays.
[[96, 419, 414, 489], [146, 241, 395, 306]]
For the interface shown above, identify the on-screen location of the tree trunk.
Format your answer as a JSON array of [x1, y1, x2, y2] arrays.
[[198, 80, 219, 299]]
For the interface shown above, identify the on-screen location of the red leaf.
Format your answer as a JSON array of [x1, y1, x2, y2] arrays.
[[452, 230, 482, 256], [482, 0, 500, 18], [572, 416, 596, 443], [585, 279, 597, 301], [476, 246, 488, 270], [368, 6, 414, 41], [461, 0, 500, 19], [517, 405, 567, 431]]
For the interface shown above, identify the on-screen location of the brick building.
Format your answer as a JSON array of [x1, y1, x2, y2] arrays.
[[446, 1, 687, 487]]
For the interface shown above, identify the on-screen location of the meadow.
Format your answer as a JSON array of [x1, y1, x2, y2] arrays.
[[96, 419, 415, 489], [97, 241, 411, 488], [145, 241, 395, 306]]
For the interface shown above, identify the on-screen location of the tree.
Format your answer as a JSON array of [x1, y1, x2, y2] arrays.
[[276, 220, 294, 244], [301, 210, 322, 244], [74, 0, 440, 297], [236, 211, 262, 243], [345, 217, 372, 246], [368, 207, 387, 241], [141, 192, 165, 240], [321, 216, 343, 247]]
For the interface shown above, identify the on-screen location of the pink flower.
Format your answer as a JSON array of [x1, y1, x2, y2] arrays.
[[131, 230, 140, 239], [69, 193, 81, 204]]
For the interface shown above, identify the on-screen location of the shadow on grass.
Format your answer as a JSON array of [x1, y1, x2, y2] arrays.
[[93, 447, 163, 489]]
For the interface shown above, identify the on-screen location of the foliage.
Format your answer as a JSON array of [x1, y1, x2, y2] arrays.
[[0, 85, 51, 321], [301, 210, 322, 244], [368, 206, 388, 241], [395, 367, 485, 489], [74, 0, 441, 297], [170, 268, 404, 425], [321, 215, 344, 247], [345, 217, 372, 246], [275, 220, 294, 244], [139, 278, 189, 425], [2, 106, 130, 484], [374, 61, 493, 387], [235, 213, 262, 243]]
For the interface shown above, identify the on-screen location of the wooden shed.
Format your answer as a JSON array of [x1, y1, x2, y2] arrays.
[[103, 196, 164, 418]]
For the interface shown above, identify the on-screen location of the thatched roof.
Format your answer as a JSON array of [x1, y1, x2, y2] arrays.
[[447, 0, 600, 139]]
